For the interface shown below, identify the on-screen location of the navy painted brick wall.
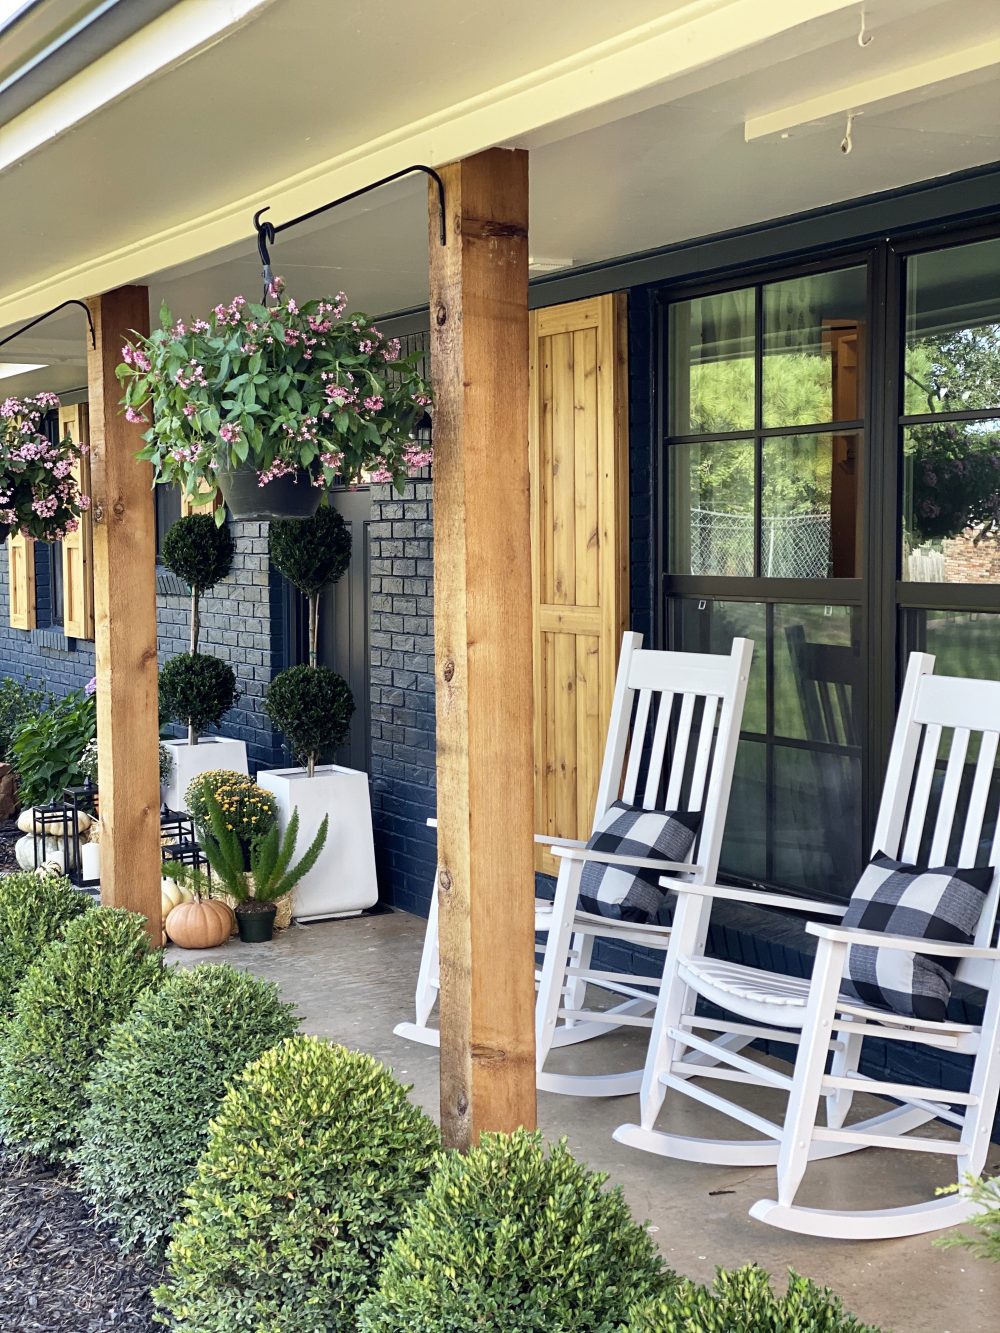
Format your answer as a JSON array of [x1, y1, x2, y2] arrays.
[[0, 519, 288, 771]]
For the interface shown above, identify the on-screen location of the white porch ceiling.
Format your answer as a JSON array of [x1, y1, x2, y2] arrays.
[[0, 0, 998, 398]]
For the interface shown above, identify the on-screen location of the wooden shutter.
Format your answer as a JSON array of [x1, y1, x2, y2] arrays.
[[59, 403, 95, 640], [8, 533, 36, 629], [181, 480, 221, 516], [530, 294, 629, 873]]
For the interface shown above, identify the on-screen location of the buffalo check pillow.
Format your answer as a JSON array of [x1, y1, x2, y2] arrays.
[[840, 852, 993, 1022], [578, 801, 700, 925]]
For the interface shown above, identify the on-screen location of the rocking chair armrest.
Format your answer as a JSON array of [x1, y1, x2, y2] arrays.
[[806, 922, 1000, 960], [661, 880, 847, 918], [550, 844, 701, 876], [535, 834, 586, 850]]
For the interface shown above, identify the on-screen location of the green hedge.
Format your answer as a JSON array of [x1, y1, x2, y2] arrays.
[[622, 1265, 885, 1332], [75, 964, 298, 1260], [157, 1036, 440, 1333], [359, 1130, 668, 1332], [0, 907, 162, 1162], [0, 873, 91, 1019]]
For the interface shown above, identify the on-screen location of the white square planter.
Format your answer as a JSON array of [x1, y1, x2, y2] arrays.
[[257, 765, 378, 921], [161, 737, 248, 812]]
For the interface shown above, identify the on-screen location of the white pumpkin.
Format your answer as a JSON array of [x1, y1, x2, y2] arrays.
[[161, 879, 184, 913]]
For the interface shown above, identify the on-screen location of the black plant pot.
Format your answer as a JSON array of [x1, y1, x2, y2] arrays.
[[0, 523, 10, 544], [235, 901, 277, 943], [217, 465, 322, 522]]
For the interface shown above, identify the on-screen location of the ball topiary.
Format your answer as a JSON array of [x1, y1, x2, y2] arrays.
[[265, 664, 354, 777], [0, 907, 162, 1162], [358, 1130, 668, 1332], [74, 963, 298, 1260], [621, 1265, 884, 1332], [159, 652, 238, 745], [271, 505, 352, 668], [162, 514, 234, 596], [156, 1036, 440, 1333], [0, 872, 92, 1019]]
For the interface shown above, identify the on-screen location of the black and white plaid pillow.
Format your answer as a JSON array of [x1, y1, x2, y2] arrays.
[[840, 853, 993, 1021], [578, 801, 700, 924]]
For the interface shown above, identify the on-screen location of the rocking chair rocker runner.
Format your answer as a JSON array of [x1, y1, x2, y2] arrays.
[[615, 651, 1000, 1240], [395, 631, 754, 1099]]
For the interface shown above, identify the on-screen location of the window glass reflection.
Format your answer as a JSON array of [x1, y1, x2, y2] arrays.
[[668, 288, 755, 435], [669, 440, 754, 576], [902, 420, 1000, 582], [762, 432, 862, 578]]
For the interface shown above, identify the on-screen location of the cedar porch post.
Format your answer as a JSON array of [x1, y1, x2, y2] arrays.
[[428, 148, 536, 1148], [86, 287, 162, 943]]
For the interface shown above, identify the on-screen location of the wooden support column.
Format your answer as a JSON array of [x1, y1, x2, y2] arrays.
[[429, 148, 536, 1148], [86, 287, 162, 943]]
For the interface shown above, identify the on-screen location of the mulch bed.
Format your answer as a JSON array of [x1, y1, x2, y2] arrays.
[[0, 821, 21, 874], [0, 1151, 160, 1332]]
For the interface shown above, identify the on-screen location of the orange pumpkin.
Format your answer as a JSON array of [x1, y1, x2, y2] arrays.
[[165, 898, 234, 949]]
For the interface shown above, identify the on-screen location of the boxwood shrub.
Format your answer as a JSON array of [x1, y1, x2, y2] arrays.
[[156, 1036, 440, 1333], [358, 1130, 669, 1332], [622, 1265, 884, 1332], [0, 872, 91, 1018], [74, 963, 298, 1260], [0, 907, 162, 1162]]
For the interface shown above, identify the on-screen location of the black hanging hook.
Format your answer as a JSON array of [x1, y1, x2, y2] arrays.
[[0, 298, 96, 353], [252, 164, 447, 296]]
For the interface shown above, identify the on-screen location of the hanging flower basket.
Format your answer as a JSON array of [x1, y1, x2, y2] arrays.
[[0, 393, 91, 542], [217, 463, 322, 522], [117, 278, 433, 522]]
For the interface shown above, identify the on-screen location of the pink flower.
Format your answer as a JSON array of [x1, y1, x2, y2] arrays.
[[125, 407, 147, 424], [370, 466, 393, 484], [363, 395, 384, 413], [219, 423, 241, 445]]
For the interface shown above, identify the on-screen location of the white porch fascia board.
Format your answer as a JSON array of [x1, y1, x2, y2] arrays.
[[0, 0, 860, 330], [745, 37, 1000, 141]]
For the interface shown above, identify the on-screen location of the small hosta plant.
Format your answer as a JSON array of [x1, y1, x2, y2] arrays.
[[118, 283, 433, 506], [75, 963, 298, 1260], [622, 1265, 884, 1332], [0, 392, 91, 540], [359, 1130, 668, 1332], [0, 907, 162, 1162], [156, 1036, 440, 1332], [0, 872, 91, 1019], [12, 685, 97, 806]]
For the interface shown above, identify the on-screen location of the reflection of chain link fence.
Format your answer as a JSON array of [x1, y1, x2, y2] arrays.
[[689, 508, 831, 578]]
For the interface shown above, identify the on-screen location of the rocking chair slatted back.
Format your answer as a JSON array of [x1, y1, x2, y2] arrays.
[[593, 632, 753, 886], [872, 653, 1000, 970]]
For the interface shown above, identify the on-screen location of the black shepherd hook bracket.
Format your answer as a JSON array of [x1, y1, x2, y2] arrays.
[[252, 164, 447, 295], [0, 298, 96, 353]]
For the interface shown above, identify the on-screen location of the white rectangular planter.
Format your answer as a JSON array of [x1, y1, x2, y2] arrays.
[[257, 765, 378, 921], [161, 737, 248, 812]]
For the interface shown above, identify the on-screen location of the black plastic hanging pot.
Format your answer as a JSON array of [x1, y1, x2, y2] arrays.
[[0, 523, 10, 544], [235, 901, 277, 943], [217, 465, 322, 522]]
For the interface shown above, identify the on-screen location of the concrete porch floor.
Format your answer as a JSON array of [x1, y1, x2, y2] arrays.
[[170, 911, 1000, 1333]]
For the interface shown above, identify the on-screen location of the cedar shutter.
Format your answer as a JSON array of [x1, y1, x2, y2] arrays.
[[59, 403, 95, 640], [180, 480, 221, 516], [530, 294, 630, 873], [8, 533, 36, 629]]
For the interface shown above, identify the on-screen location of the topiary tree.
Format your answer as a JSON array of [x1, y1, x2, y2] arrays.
[[0, 907, 162, 1162], [160, 513, 236, 744], [0, 872, 92, 1019], [265, 663, 354, 777], [270, 504, 351, 667], [74, 963, 298, 1260], [358, 1130, 668, 1332], [156, 1036, 439, 1333], [622, 1265, 884, 1332], [162, 514, 235, 655], [160, 652, 238, 747]]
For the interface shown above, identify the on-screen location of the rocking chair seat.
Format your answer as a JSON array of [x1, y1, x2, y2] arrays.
[[678, 957, 814, 1029]]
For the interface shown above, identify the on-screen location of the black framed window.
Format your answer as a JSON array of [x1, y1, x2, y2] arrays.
[[658, 223, 1000, 902]]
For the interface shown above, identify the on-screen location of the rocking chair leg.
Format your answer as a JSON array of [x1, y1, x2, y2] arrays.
[[535, 858, 585, 1074], [564, 932, 593, 1023], [826, 1022, 862, 1130], [414, 882, 440, 1028], [774, 937, 848, 1208]]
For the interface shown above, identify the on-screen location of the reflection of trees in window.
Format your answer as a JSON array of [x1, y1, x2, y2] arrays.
[[906, 422, 1000, 543], [905, 327, 1000, 416]]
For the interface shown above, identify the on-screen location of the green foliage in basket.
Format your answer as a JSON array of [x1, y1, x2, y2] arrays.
[[359, 1130, 667, 1332], [75, 963, 298, 1260], [156, 1036, 440, 1332], [0, 907, 162, 1162]]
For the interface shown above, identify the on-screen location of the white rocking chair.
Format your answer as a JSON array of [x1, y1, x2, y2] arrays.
[[395, 631, 754, 1100], [616, 651, 1000, 1240]]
